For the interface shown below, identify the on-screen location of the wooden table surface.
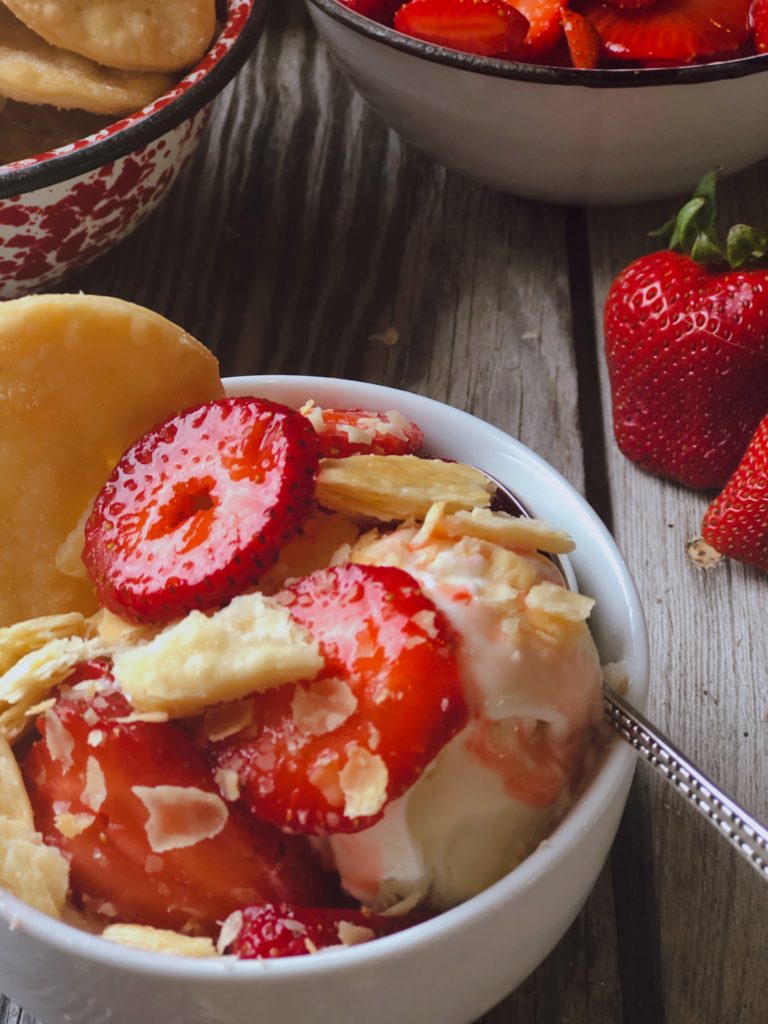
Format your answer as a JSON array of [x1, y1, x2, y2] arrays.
[[4, 2, 768, 1022]]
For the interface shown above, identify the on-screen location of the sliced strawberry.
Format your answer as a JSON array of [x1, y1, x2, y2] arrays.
[[752, 0, 768, 50], [224, 903, 418, 958], [213, 564, 467, 836], [561, 7, 601, 65], [22, 667, 333, 935], [83, 398, 320, 624], [601, 0, 657, 9], [702, 414, 768, 573], [337, 0, 405, 23], [508, 0, 564, 58], [579, 0, 752, 63], [302, 405, 424, 458], [394, 0, 530, 58]]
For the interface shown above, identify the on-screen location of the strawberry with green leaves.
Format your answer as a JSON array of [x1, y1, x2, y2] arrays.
[[702, 413, 768, 572], [604, 171, 768, 489]]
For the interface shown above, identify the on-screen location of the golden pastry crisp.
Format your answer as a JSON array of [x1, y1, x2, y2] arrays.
[[0, 294, 223, 627], [2, 0, 216, 73], [0, 5, 175, 114]]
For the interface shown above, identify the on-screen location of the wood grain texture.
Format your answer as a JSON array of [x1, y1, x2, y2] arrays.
[[62, 12, 626, 1020], [1, 1, 764, 1023], [587, 163, 768, 1024]]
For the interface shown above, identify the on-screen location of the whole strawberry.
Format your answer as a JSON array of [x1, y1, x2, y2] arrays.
[[702, 414, 768, 572], [604, 171, 768, 489]]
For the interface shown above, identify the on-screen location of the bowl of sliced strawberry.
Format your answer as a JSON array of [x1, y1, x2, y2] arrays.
[[0, 295, 648, 1024], [305, 0, 768, 203]]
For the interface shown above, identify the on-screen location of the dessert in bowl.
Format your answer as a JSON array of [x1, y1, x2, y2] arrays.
[[0, 0, 269, 299], [0, 295, 648, 1024], [304, 0, 768, 203]]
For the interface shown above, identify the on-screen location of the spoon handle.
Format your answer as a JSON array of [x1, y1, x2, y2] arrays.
[[603, 682, 768, 881]]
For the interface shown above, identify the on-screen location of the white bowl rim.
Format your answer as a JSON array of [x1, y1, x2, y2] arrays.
[[0, 0, 269, 200], [0, 374, 650, 983], [307, 0, 768, 89]]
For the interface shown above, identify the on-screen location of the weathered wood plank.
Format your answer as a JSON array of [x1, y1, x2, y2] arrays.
[[0, 3, 644, 1023], [587, 162, 768, 1024]]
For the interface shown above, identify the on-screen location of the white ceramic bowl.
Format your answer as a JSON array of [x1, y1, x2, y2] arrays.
[[305, 1, 768, 205], [0, 0, 269, 299], [0, 376, 649, 1024]]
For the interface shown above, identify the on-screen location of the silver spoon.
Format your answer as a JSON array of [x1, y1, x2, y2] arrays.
[[485, 471, 768, 882]]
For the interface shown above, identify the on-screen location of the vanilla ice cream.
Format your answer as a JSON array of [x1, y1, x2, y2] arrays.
[[328, 514, 604, 911]]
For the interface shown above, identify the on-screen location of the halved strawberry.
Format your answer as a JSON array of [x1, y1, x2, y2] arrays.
[[394, 0, 530, 58], [752, 0, 768, 50], [579, 0, 752, 63], [213, 564, 467, 835], [223, 903, 418, 958], [508, 0, 564, 59], [337, 0, 405, 23], [302, 405, 424, 458], [83, 398, 319, 624], [22, 665, 333, 935], [561, 7, 601, 65]]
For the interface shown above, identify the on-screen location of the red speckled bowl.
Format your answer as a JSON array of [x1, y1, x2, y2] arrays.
[[0, 0, 269, 298]]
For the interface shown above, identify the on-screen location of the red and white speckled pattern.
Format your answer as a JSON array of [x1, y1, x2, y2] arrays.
[[0, 114, 207, 297], [0, 0, 254, 298]]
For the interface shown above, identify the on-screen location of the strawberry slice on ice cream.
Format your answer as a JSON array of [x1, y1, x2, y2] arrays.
[[222, 903, 417, 958], [83, 397, 320, 624], [302, 405, 424, 458], [22, 664, 333, 935], [213, 563, 468, 835]]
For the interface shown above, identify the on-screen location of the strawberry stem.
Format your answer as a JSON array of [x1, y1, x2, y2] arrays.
[[649, 169, 768, 270]]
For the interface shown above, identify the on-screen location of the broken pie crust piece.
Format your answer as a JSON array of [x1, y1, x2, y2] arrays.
[[0, 294, 223, 629], [316, 455, 493, 522], [0, 5, 176, 114], [102, 924, 218, 958], [412, 503, 574, 555], [0, 625, 111, 743], [113, 592, 324, 718], [0, 735, 69, 917]]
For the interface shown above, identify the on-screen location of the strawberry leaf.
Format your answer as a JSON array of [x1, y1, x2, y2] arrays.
[[690, 231, 726, 266], [726, 225, 768, 268], [691, 168, 720, 234], [666, 197, 708, 251], [649, 169, 768, 270]]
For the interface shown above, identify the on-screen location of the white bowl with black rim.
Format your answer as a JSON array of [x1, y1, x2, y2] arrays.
[[0, 375, 649, 1024], [0, 0, 269, 299], [304, 0, 768, 205]]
